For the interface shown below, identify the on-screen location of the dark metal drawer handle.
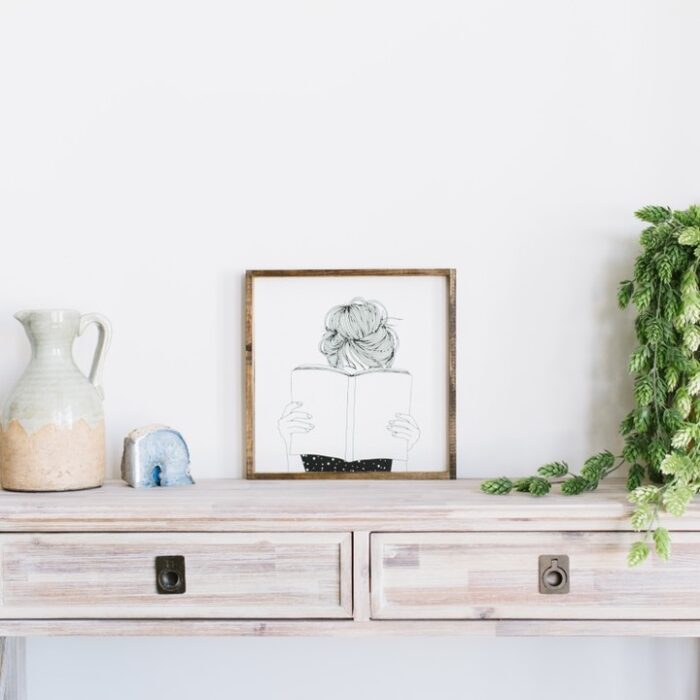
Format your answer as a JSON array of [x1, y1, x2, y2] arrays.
[[538, 554, 569, 594], [155, 555, 186, 594]]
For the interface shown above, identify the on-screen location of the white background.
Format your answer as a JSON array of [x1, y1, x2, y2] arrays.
[[253, 274, 448, 471], [1, 0, 699, 697]]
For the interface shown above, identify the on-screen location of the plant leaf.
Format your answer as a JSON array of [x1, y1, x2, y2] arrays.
[[662, 484, 695, 517], [653, 527, 671, 561], [537, 462, 568, 478], [679, 227, 700, 246], [635, 206, 671, 224], [628, 485, 660, 506], [481, 478, 513, 495], [528, 477, 551, 496], [628, 541, 650, 567]]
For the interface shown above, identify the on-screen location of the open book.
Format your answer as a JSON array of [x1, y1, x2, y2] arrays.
[[289, 365, 412, 462]]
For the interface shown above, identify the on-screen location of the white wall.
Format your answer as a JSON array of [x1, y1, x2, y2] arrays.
[[1, 0, 699, 697]]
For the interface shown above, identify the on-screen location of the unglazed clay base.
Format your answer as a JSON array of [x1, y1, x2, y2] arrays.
[[0, 419, 105, 491]]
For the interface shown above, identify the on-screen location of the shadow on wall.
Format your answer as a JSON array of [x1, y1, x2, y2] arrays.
[[587, 235, 640, 469]]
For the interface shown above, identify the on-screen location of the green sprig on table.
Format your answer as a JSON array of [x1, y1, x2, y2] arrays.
[[482, 205, 700, 566]]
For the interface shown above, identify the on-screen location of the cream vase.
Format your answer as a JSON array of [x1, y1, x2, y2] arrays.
[[0, 309, 112, 491]]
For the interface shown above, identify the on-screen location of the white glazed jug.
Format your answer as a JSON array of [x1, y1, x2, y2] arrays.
[[0, 309, 112, 491]]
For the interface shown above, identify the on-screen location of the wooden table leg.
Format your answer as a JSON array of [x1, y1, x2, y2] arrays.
[[0, 639, 25, 700]]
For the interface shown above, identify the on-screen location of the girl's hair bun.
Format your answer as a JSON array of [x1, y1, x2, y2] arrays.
[[319, 298, 398, 370]]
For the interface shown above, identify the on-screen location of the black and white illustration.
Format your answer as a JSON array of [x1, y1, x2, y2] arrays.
[[277, 299, 421, 473], [249, 271, 453, 477]]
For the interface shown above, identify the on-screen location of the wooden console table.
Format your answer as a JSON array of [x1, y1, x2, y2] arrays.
[[1, 478, 699, 698]]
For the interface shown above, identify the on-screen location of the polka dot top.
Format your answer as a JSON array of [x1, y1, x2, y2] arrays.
[[301, 454, 392, 473]]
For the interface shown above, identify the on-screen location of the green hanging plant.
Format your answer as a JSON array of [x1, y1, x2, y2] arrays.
[[482, 204, 700, 566]]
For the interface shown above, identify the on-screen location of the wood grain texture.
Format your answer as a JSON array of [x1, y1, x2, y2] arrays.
[[1, 619, 700, 637], [0, 533, 352, 619], [0, 639, 25, 700], [245, 269, 456, 277], [245, 268, 456, 479], [447, 268, 456, 479], [0, 479, 691, 533], [352, 531, 371, 622], [1, 479, 700, 637], [371, 532, 700, 620], [245, 269, 255, 479]]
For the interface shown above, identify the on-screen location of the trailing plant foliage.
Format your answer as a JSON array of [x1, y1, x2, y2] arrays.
[[482, 205, 700, 566]]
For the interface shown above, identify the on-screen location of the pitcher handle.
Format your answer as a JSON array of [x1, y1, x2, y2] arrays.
[[78, 313, 112, 400]]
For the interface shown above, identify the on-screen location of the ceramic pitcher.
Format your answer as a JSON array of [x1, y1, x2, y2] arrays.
[[0, 309, 112, 491]]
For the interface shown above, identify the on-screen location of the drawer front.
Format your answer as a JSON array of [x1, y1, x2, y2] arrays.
[[371, 532, 700, 620], [0, 533, 352, 619]]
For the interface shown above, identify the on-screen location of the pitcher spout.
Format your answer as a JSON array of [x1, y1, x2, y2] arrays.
[[12, 310, 81, 351], [13, 310, 30, 325]]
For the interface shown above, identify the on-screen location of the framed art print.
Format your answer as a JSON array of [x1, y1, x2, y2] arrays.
[[245, 269, 456, 479]]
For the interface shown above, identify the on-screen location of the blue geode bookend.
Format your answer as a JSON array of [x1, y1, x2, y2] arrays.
[[121, 425, 194, 488]]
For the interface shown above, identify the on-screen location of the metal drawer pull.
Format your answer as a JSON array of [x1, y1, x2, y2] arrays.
[[538, 555, 569, 594], [155, 555, 186, 594]]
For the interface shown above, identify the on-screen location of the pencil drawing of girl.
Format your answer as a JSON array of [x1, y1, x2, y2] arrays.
[[278, 298, 421, 472]]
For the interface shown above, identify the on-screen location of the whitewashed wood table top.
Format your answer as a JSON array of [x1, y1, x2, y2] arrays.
[[0, 478, 694, 532], [0, 478, 699, 643]]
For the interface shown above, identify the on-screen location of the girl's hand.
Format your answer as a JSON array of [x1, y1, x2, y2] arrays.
[[278, 401, 315, 450], [387, 413, 421, 450]]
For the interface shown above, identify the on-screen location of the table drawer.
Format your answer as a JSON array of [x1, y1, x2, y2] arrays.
[[0, 532, 352, 619], [371, 532, 700, 620]]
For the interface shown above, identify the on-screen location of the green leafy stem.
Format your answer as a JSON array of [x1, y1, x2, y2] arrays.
[[482, 205, 700, 566]]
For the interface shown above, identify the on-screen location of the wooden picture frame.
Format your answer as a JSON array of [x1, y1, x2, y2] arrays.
[[245, 269, 456, 479]]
